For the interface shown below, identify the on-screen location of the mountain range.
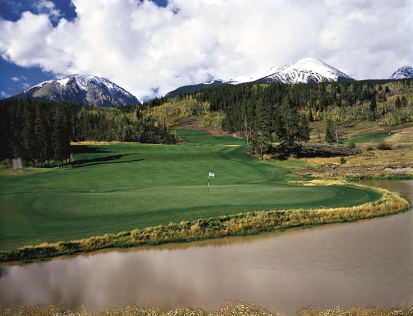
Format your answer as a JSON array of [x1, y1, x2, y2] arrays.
[[13, 74, 140, 106], [167, 59, 413, 98], [166, 58, 356, 97], [10, 58, 413, 105]]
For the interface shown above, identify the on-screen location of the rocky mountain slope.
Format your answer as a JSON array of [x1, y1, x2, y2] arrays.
[[389, 66, 413, 79], [13, 75, 140, 106]]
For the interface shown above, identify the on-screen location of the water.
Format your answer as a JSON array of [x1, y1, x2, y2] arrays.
[[0, 180, 412, 313]]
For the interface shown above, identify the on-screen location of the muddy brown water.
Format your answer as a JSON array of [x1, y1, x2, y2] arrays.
[[0, 180, 412, 313]]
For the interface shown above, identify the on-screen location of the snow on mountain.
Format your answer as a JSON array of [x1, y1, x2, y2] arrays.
[[389, 66, 413, 79], [16, 75, 140, 106], [166, 58, 355, 97], [253, 58, 355, 84]]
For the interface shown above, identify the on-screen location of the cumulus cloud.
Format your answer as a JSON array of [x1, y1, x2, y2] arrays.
[[0, 0, 412, 100]]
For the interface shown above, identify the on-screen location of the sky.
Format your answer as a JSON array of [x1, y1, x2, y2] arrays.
[[0, 0, 412, 101]]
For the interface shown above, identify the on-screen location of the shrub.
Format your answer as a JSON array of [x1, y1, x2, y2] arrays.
[[346, 142, 356, 149], [376, 142, 392, 150]]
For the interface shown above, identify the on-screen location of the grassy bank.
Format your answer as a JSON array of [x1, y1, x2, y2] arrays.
[[1, 301, 412, 316], [0, 182, 409, 262], [0, 139, 384, 254]]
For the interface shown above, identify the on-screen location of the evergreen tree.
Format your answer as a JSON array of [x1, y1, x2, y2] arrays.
[[21, 100, 37, 166], [273, 95, 309, 157], [0, 101, 13, 160], [253, 98, 272, 159], [395, 96, 402, 108], [52, 107, 71, 166], [401, 96, 408, 107], [369, 95, 377, 114], [325, 118, 335, 144], [34, 101, 49, 165], [308, 108, 314, 122]]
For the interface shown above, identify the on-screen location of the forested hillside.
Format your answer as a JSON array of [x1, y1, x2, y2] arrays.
[[146, 79, 413, 158], [0, 99, 176, 166], [1, 79, 412, 166]]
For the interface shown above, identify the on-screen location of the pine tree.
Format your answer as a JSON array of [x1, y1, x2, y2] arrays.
[[34, 101, 49, 165], [253, 98, 272, 159], [369, 95, 377, 113], [22, 100, 37, 166], [0, 100, 13, 160], [401, 96, 408, 107], [325, 118, 335, 144], [395, 96, 402, 108], [273, 95, 309, 157], [52, 106, 71, 166]]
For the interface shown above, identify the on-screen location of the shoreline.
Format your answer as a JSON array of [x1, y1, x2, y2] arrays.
[[0, 181, 410, 264]]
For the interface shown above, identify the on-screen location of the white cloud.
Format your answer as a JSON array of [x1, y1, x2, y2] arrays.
[[0, 0, 412, 100], [1, 91, 11, 98]]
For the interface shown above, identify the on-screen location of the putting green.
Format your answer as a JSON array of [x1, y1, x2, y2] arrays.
[[0, 142, 381, 251]]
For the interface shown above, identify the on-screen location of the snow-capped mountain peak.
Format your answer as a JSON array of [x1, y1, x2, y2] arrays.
[[389, 66, 413, 79], [255, 57, 355, 84], [225, 58, 354, 85], [165, 58, 355, 97], [18, 74, 140, 106]]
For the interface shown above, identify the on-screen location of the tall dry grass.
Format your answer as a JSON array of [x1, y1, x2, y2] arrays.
[[0, 302, 412, 316], [0, 182, 410, 263]]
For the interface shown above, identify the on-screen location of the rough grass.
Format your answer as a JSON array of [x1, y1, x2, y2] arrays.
[[299, 125, 413, 178], [0, 301, 412, 316]]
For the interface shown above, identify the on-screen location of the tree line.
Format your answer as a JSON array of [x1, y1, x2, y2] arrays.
[[178, 79, 413, 157], [1, 79, 412, 164], [0, 99, 176, 166]]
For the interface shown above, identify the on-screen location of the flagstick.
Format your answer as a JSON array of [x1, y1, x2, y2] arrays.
[[208, 176, 210, 193]]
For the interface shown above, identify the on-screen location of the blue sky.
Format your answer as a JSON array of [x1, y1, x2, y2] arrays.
[[1, 0, 412, 101], [0, 0, 77, 97]]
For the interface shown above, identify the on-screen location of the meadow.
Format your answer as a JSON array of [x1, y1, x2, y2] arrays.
[[0, 130, 406, 258]]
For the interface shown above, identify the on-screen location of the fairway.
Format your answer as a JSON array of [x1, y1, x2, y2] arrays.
[[0, 140, 381, 251], [344, 132, 396, 144]]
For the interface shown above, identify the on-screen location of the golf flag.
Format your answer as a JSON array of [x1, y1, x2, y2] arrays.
[[209, 172, 215, 177]]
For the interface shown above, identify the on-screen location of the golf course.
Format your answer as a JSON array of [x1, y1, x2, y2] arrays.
[[0, 129, 396, 256]]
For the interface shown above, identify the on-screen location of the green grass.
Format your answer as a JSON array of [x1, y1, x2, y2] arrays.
[[0, 132, 382, 252]]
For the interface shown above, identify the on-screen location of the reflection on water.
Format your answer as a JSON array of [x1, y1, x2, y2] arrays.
[[0, 181, 412, 313]]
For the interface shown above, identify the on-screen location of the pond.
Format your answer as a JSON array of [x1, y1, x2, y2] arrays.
[[0, 180, 412, 313]]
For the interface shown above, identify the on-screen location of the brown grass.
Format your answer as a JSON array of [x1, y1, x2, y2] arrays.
[[305, 123, 413, 170], [0, 302, 412, 316]]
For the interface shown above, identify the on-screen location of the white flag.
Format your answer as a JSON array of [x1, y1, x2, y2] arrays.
[[209, 172, 215, 177]]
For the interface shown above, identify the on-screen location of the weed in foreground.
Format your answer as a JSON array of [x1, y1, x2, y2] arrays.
[[0, 302, 413, 316]]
